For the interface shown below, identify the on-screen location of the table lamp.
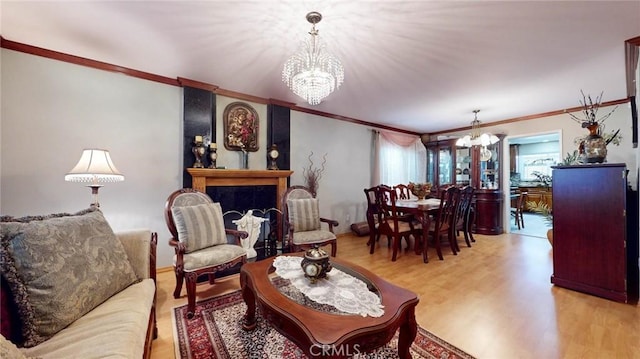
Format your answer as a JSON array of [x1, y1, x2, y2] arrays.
[[65, 148, 124, 207]]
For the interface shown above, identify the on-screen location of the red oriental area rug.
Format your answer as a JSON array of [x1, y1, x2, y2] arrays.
[[171, 289, 476, 359]]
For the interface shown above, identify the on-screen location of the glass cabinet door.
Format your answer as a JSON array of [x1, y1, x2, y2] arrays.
[[438, 146, 452, 186], [455, 147, 471, 186], [479, 143, 500, 189], [426, 146, 436, 185]]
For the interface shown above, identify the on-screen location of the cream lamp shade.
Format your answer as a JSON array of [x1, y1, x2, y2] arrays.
[[65, 149, 124, 207]]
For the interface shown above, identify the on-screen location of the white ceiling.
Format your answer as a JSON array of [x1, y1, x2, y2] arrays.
[[1, 1, 638, 134]]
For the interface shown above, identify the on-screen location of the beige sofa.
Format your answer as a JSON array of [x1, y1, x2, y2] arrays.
[[1, 209, 157, 359]]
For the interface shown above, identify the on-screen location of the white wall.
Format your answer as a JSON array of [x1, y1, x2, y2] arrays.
[[1, 49, 183, 268], [0, 49, 375, 268], [290, 112, 373, 230], [6, 47, 634, 269]]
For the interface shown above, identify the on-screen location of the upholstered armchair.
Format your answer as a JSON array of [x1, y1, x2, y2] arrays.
[[282, 186, 339, 256], [164, 188, 247, 318]]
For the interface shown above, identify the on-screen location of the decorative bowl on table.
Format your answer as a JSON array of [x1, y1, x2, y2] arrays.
[[407, 182, 432, 200], [301, 245, 332, 284]]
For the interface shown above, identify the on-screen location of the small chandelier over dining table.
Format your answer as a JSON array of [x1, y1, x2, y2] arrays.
[[282, 11, 344, 106], [455, 110, 500, 147]]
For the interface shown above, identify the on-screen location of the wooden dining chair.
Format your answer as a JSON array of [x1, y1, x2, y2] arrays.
[[423, 186, 459, 263], [376, 185, 422, 261], [454, 185, 475, 250], [364, 186, 384, 253], [393, 184, 412, 200], [511, 191, 528, 230]]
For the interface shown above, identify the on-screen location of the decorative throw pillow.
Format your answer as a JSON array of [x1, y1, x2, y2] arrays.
[[0, 208, 138, 347], [0, 275, 22, 345], [0, 334, 30, 359], [287, 198, 321, 232], [350, 221, 371, 237], [171, 202, 227, 253]]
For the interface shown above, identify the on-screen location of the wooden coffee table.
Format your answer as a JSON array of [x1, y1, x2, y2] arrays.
[[240, 253, 419, 358]]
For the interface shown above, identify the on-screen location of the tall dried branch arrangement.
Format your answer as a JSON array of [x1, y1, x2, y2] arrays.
[[303, 152, 327, 197], [566, 90, 617, 128]]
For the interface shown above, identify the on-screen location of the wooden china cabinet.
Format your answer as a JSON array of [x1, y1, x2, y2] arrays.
[[473, 139, 504, 235], [426, 140, 455, 190], [425, 136, 504, 235]]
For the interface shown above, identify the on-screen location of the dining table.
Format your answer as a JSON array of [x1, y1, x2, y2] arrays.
[[395, 198, 442, 262]]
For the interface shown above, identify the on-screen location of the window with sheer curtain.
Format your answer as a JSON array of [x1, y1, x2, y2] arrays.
[[375, 131, 427, 186]]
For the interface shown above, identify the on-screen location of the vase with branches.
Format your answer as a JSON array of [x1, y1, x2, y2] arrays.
[[566, 90, 617, 128], [566, 90, 620, 163], [303, 152, 327, 197]]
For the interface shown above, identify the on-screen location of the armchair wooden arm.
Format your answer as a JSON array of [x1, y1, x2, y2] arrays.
[[168, 238, 187, 279], [168, 238, 186, 252], [225, 228, 249, 245], [320, 217, 339, 232]]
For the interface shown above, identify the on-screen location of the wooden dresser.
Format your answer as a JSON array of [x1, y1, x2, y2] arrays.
[[551, 164, 638, 302]]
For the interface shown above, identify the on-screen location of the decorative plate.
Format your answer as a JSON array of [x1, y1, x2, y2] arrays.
[[480, 147, 492, 161]]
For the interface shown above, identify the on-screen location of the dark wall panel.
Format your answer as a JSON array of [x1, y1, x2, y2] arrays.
[[267, 104, 291, 172], [183, 87, 215, 187]]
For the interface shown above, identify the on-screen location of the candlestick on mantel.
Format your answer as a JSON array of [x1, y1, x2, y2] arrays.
[[208, 145, 218, 169], [192, 138, 206, 168], [210, 142, 217, 149]]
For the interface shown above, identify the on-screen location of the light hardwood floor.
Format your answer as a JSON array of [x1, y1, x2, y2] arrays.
[[150, 232, 639, 359]]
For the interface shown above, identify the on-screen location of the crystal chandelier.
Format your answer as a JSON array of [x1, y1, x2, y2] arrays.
[[456, 110, 500, 147], [282, 11, 344, 105]]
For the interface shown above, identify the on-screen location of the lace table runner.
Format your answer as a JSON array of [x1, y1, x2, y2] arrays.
[[272, 256, 384, 317]]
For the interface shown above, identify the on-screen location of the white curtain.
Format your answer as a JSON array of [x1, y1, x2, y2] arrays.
[[373, 130, 426, 186]]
